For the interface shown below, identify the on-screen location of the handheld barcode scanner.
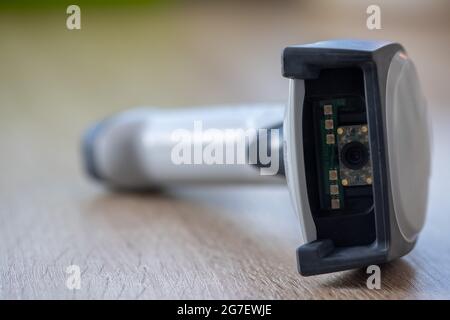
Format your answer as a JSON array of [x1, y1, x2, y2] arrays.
[[83, 40, 431, 276]]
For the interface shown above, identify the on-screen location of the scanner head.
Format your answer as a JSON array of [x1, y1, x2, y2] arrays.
[[282, 40, 431, 275]]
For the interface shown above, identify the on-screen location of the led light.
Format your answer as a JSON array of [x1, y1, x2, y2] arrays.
[[331, 199, 340, 209], [330, 185, 339, 195], [329, 170, 338, 181], [324, 104, 333, 115], [325, 120, 334, 130], [326, 134, 335, 144]]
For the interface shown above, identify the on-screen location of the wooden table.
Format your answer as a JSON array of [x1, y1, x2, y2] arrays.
[[1, 2, 449, 299]]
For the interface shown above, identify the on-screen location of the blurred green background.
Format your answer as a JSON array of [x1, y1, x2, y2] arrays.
[[0, 0, 172, 9], [0, 0, 449, 140]]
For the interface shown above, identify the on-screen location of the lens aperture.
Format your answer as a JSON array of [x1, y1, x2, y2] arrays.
[[341, 141, 369, 170]]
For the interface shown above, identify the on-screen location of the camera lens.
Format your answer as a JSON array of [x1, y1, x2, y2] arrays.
[[341, 141, 369, 170]]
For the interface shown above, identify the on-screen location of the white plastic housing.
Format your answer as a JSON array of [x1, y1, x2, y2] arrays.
[[85, 105, 285, 188], [386, 51, 432, 242]]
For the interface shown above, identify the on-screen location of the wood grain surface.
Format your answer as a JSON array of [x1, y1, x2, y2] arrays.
[[1, 1, 449, 299]]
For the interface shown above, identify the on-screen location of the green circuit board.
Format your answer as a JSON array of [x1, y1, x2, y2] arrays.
[[318, 99, 345, 210]]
